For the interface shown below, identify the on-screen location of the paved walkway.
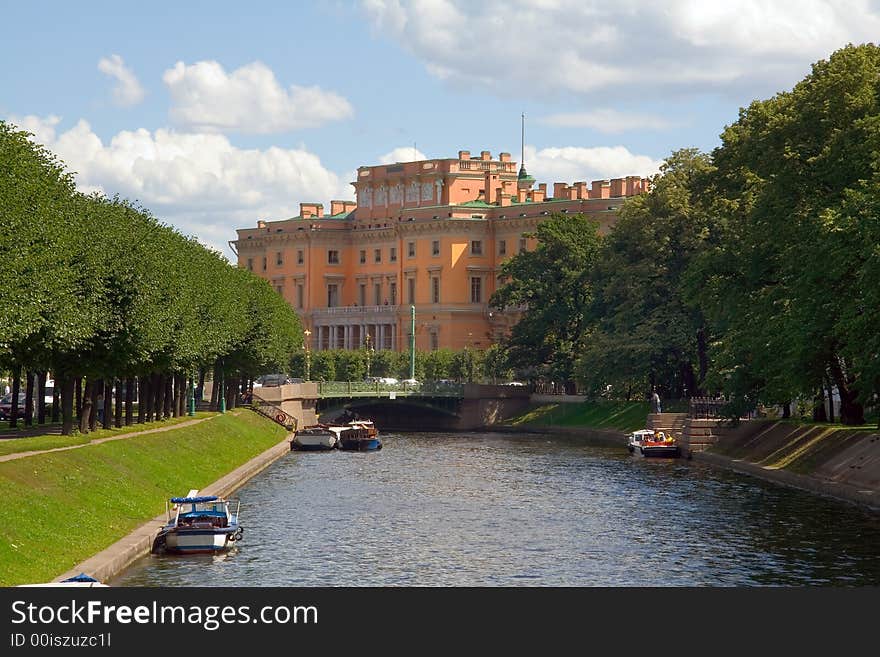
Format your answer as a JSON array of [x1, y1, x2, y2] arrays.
[[0, 415, 217, 463]]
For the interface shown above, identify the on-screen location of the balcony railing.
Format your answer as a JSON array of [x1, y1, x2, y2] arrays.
[[311, 305, 400, 316], [456, 161, 518, 173]]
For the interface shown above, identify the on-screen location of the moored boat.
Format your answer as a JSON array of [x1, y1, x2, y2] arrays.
[[291, 425, 339, 451], [627, 429, 681, 458], [334, 420, 382, 451], [153, 491, 243, 554]]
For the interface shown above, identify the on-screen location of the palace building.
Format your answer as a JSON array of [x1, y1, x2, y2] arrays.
[[231, 149, 650, 352]]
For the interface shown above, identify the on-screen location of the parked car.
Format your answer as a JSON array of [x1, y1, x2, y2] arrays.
[[0, 392, 29, 420], [401, 378, 420, 388], [378, 377, 398, 385], [255, 373, 291, 387]]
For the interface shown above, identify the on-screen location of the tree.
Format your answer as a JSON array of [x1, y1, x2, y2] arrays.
[[579, 149, 715, 400], [692, 43, 880, 424], [490, 214, 602, 386]]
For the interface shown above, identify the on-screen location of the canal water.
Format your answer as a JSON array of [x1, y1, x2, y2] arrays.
[[112, 431, 880, 586]]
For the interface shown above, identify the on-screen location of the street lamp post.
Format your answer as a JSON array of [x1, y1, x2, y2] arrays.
[[187, 369, 196, 416], [303, 329, 312, 381], [365, 333, 374, 379]]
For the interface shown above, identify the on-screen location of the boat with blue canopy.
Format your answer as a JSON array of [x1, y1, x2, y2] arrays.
[[153, 490, 243, 554]]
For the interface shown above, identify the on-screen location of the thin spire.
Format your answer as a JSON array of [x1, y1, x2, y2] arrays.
[[521, 112, 525, 168]]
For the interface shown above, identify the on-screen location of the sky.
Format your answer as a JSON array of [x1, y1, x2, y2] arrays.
[[3, 0, 879, 259]]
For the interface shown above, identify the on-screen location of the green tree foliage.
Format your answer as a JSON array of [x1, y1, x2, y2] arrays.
[[490, 214, 602, 386], [690, 43, 880, 423], [0, 120, 303, 433], [578, 149, 716, 400]]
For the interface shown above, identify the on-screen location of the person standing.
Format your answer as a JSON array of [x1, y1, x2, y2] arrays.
[[652, 390, 662, 414]]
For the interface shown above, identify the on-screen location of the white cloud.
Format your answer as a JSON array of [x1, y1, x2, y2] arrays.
[[540, 109, 674, 134], [10, 115, 352, 258], [378, 146, 428, 163], [361, 0, 880, 98], [8, 113, 62, 144], [163, 60, 354, 134], [97, 54, 145, 107], [525, 145, 663, 184]]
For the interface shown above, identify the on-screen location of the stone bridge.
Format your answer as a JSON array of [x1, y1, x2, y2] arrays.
[[253, 382, 531, 431]]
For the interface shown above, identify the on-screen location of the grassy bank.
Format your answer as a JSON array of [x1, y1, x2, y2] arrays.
[[0, 412, 215, 458], [0, 410, 287, 586], [506, 401, 664, 432]]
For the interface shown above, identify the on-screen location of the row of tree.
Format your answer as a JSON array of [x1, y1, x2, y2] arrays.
[[288, 345, 514, 384], [0, 120, 302, 434], [490, 44, 880, 425]]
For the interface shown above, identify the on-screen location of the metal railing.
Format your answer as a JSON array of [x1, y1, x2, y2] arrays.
[[250, 396, 298, 431], [689, 397, 729, 419], [315, 380, 464, 398]]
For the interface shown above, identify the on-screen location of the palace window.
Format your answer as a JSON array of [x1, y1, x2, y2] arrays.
[[498, 240, 506, 256], [262, 256, 267, 271], [374, 282, 382, 306], [432, 240, 440, 256], [432, 277, 440, 304], [471, 240, 482, 255], [390, 247, 397, 262], [470, 277, 482, 303], [359, 250, 366, 264], [519, 238, 527, 254], [430, 332, 439, 351], [374, 248, 382, 264], [407, 241, 416, 258], [407, 278, 415, 305], [276, 251, 283, 266], [297, 250, 304, 265], [328, 250, 340, 264], [327, 284, 339, 307], [359, 283, 366, 307], [389, 281, 397, 305], [296, 284, 304, 309], [247, 258, 253, 271]]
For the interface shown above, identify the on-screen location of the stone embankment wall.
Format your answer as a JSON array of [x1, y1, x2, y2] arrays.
[[695, 420, 880, 511]]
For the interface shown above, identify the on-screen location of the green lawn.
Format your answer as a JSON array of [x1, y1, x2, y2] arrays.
[[0, 412, 215, 458], [0, 410, 287, 586], [507, 400, 677, 432]]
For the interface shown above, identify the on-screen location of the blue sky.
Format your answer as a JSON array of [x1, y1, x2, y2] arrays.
[[3, 0, 879, 258]]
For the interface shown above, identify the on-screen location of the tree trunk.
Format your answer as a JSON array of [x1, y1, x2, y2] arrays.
[[197, 368, 205, 409], [152, 373, 161, 420], [209, 363, 220, 411], [113, 379, 122, 428], [177, 373, 186, 417], [696, 326, 709, 395], [75, 377, 82, 423], [9, 368, 21, 428], [51, 381, 60, 423], [125, 377, 134, 426], [80, 379, 94, 434], [165, 374, 174, 418], [826, 379, 835, 423], [812, 388, 827, 422], [37, 371, 47, 424], [103, 380, 113, 429], [89, 379, 100, 432], [24, 371, 35, 427], [137, 376, 146, 423], [61, 375, 75, 436], [828, 356, 865, 425], [782, 401, 791, 419]]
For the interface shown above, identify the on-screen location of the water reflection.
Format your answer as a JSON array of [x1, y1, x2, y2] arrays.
[[112, 432, 880, 587]]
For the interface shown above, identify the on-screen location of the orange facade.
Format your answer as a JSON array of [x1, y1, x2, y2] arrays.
[[231, 150, 650, 352]]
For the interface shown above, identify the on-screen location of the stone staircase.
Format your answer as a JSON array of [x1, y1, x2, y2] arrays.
[[682, 417, 723, 452], [646, 412, 687, 434]]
